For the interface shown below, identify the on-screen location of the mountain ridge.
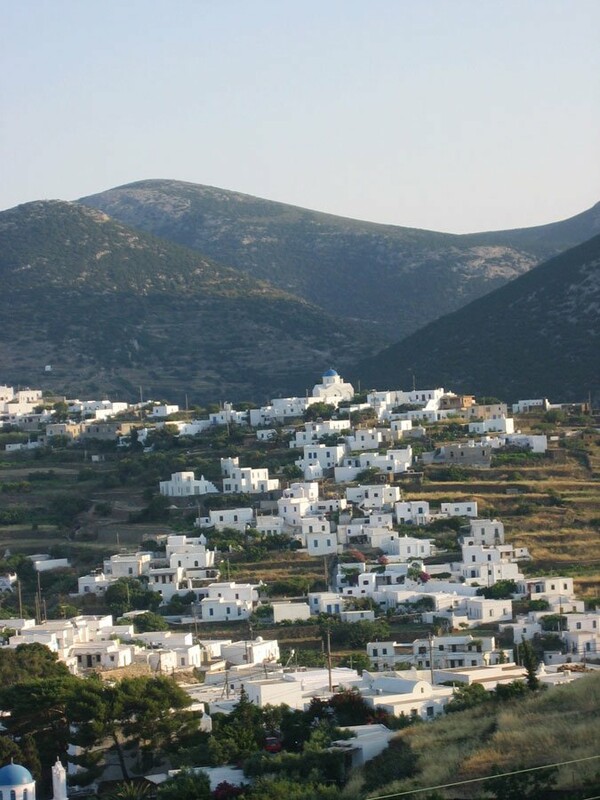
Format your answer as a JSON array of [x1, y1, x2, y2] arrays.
[[79, 179, 600, 340], [0, 200, 383, 402], [352, 233, 600, 402]]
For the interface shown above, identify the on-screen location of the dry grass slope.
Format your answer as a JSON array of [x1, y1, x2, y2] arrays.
[[372, 672, 600, 799]]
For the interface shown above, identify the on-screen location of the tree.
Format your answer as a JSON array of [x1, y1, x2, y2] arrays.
[[0, 674, 75, 780], [487, 764, 558, 800], [105, 782, 153, 799], [156, 769, 211, 800], [363, 738, 417, 792], [337, 652, 372, 675], [208, 688, 265, 765], [105, 578, 162, 616], [304, 403, 336, 422], [477, 580, 517, 600], [445, 682, 489, 713], [132, 611, 169, 633], [245, 776, 342, 799], [518, 640, 540, 691], [0, 643, 71, 686], [67, 676, 199, 782]]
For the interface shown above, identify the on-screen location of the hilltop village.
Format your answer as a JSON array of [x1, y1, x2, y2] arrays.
[[0, 371, 598, 798]]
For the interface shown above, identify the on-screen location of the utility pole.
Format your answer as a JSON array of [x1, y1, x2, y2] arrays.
[[17, 580, 23, 618], [428, 632, 435, 685], [37, 572, 43, 623], [326, 624, 333, 693]]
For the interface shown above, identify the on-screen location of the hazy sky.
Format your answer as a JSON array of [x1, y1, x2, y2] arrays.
[[2, 0, 599, 232]]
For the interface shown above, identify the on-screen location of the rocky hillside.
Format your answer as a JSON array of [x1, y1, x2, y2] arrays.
[[0, 201, 383, 402], [80, 180, 600, 339], [353, 234, 600, 402]]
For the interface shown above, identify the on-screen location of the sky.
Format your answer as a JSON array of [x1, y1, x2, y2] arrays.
[[1, 0, 599, 233]]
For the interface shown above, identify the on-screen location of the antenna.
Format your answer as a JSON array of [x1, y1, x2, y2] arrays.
[[326, 624, 333, 692]]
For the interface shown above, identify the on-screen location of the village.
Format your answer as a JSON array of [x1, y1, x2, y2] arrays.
[[0, 371, 598, 798]]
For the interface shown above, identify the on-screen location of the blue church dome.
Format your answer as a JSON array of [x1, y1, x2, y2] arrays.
[[0, 763, 34, 785], [322, 368, 338, 377]]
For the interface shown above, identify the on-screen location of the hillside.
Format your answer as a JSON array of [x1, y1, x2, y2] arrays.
[[79, 180, 600, 339], [0, 201, 382, 402], [353, 234, 600, 401], [369, 672, 600, 798]]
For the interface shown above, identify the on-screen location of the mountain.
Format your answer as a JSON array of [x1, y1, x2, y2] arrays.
[[79, 180, 600, 340], [352, 234, 600, 402], [0, 201, 383, 402]]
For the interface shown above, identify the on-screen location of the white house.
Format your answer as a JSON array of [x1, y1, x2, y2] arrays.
[[463, 519, 505, 546], [366, 641, 412, 671], [469, 418, 515, 435], [395, 500, 431, 525], [466, 597, 513, 623], [221, 638, 280, 666], [295, 444, 347, 478], [290, 419, 350, 448], [346, 485, 402, 510], [335, 447, 412, 483], [517, 576, 575, 603], [159, 471, 219, 497], [345, 428, 390, 452], [103, 552, 151, 579], [209, 403, 248, 427], [308, 591, 345, 615], [277, 482, 319, 527], [148, 565, 186, 601], [245, 677, 304, 710], [221, 457, 280, 494], [411, 634, 508, 669], [440, 501, 478, 518], [330, 724, 395, 768], [306, 530, 339, 557], [253, 515, 284, 536], [152, 404, 179, 418], [272, 602, 311, 623], [357, 672, 453, 719], [208, 508, 254, 532], [70, 641, 134, 672], [386, 535, 434, 561], [78, 573, 113, 595], [200, 597, 253, 622], [512, 398, 549, 414]]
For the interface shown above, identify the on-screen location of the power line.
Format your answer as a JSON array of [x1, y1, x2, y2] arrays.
[[366, 754, 600, 799]]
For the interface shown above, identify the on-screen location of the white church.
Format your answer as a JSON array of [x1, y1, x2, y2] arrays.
[[311, 369, 354, 404], [0, 758, 67, 800]]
